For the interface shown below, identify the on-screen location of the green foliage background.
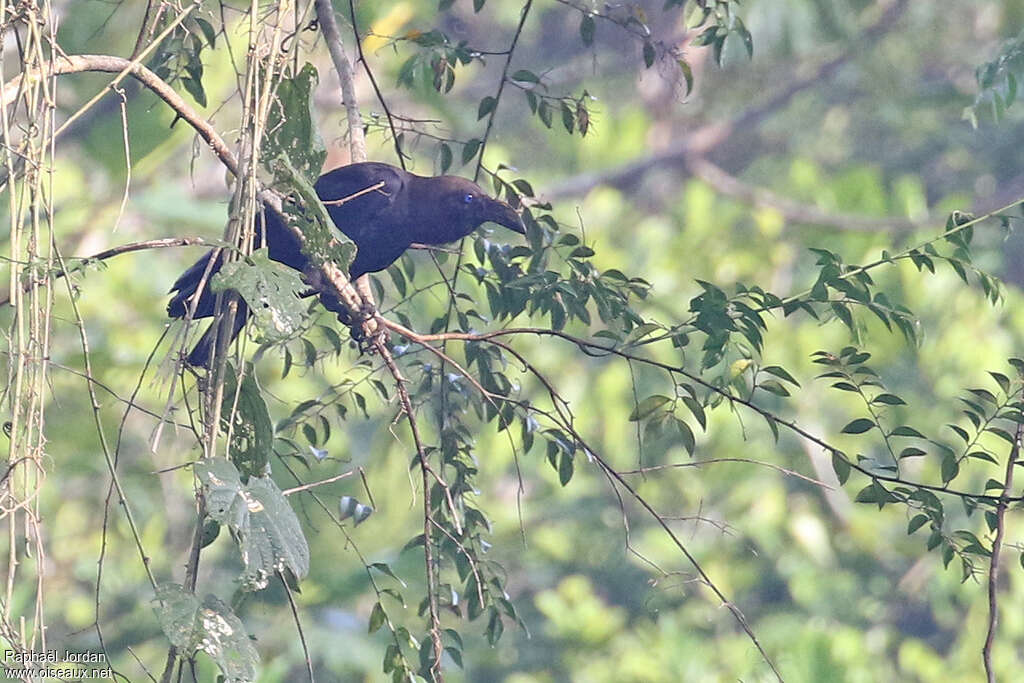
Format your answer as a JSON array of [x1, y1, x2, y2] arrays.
[[5, 0, 1024, 681]]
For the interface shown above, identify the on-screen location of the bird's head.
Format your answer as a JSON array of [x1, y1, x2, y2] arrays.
[[418, 175, 526, 243]]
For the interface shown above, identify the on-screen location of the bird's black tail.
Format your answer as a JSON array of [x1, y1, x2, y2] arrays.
[[167, 248, 251, 367], [185, 304, 249, 367]]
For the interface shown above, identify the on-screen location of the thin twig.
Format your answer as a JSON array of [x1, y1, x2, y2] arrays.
[[282, 471, 354, 496], [473, 0, 533, 182], [280, 573, 316, 683], [982, 420, 1021, 682], [379, 319, 1024, 505], [619, 458, 834, 490], [0, 237, 212, 306]]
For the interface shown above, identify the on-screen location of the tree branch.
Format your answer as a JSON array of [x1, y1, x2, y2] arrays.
[[983, 421, 1020, 682]]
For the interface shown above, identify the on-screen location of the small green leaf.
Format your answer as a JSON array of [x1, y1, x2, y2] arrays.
[[842, 418, 875, 434], [831, 452, 850, 485], [511, 69, 540, 84], [462, 138, 481, 164], [940, 455, 960, 483], [907, 514, 929, 534], [758, 379, 790, 397], [477, 96, 496, 120], [678, 59, 694, 95], [628, 395, 672, 421], [369, 602, 386, 633], [439, 142, 453, 173], [761, 365, 800, 386]]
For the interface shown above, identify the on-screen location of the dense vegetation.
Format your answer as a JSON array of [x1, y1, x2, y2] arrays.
[[2, 1, 1024, 681]]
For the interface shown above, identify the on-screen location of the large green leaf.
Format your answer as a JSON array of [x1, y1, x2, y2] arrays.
[[154, 583, 259, 683], [212, 248, 307, 343], [262, 63, 326, 182], [218, 362, 273, 477], [195, 458, 310, 590]]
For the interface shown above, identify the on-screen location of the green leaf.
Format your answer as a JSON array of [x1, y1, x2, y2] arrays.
[[154, 584, 259, 683], [681, 396, 706, 431], [628, 395, 671, 421], [195, 18, 217, 47], [831, 452, 850, 485], [841, 418, 875, 434], [761, 365, 800, 386], [891, 425, 926, 438], [674, 417, 695, 455], [678, 59, 694, 95], [368, 602, 386, 633], [758, 379, 790, 397], [907, 514, 929, 534], [558, 451, 574, 486], [872, 393, 906, 406], [217, 362, 274, 477], [212, 250, 308, 347], [262, 63, 326, 182], [181, 76, 207, 108], [511, 69, 540, 84], [477, 96, 496, 120], [196, 458, 310, 590], [462, 138, 481, 164], [940, 455, 960, 483], [439, 142, 453, 173]]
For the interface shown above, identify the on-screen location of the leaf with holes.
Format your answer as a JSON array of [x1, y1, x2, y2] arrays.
[[154, 584, 259, 683], [196, 458, 309, 591], [218, 363, 273, 478]]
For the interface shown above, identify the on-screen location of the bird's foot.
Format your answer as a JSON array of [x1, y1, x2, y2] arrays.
[[346, 303, 388, 353]]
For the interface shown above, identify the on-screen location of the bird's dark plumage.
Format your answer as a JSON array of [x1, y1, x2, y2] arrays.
[[168, 161, 525, 366]]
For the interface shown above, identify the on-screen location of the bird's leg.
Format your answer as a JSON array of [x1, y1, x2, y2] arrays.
[[303, 276, 387, 352]]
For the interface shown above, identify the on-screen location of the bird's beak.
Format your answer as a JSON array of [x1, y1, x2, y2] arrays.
[[485, 199, 526, 235]]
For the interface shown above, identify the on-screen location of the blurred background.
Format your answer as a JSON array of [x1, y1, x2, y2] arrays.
[[4, 0, 1024, 680]]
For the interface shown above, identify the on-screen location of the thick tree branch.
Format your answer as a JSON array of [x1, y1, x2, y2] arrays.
[[314, 0, 367, 163]]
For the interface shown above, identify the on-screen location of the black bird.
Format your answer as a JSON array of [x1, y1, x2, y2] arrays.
[[168, 161, 526, 366]]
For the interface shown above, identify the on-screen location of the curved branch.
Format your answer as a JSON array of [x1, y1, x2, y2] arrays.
[[3, 52, 369, 335], [380, 319, 1024, 505], [1, 53, 238, 177], [0, 237, 212, 307]]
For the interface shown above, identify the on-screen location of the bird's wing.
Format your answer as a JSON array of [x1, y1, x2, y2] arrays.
[[313, 162, 408, 245]]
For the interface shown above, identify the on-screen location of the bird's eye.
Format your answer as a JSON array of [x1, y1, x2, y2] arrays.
[[463, 193, 474, 204]]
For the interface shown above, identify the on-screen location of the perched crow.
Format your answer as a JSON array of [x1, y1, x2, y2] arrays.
[[168, 162, 525, 366]]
